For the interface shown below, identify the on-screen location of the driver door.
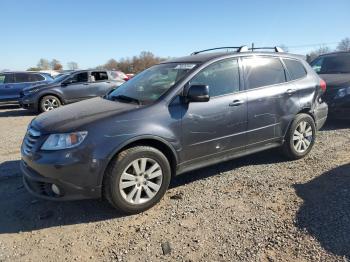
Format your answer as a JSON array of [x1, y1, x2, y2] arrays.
[[62, 72, 91, 102], [180, 58, 248, 165]]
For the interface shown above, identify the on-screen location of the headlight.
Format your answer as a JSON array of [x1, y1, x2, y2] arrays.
[[41, 131, 88, 150], [335, 87, 350, 99]]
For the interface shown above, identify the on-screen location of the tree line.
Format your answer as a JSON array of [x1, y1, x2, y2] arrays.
[[26, 37, 350, 73]]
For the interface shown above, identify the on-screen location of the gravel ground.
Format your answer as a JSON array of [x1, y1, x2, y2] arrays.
[[0, 104, 350, 261]]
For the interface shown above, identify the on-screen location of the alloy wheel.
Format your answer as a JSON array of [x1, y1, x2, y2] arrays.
[[119, 158, 163, 205], [43, 98, 59, 111], [293, 121, 313, 153]]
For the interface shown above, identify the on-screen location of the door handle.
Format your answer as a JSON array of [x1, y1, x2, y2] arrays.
[[229, 100, 244, 106], [286, 89, 296, 95]]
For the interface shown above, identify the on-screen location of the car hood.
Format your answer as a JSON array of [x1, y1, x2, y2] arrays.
[[32, 97, 139, 133], [319, 73, 350, 88]]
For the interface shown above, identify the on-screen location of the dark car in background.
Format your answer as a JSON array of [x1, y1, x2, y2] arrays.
[[20, 70, 125, 112], [0, 72, 53, 103], [311, 51, 350, 119], [21, 46, 328, 213]]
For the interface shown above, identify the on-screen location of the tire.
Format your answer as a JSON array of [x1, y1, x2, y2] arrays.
[[282, 113, 316, 160], [39, 95, 61, 113], [103, 146, 171, 214]]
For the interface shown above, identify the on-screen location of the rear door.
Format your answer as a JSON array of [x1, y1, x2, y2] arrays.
[[242, 56, 300, 146]]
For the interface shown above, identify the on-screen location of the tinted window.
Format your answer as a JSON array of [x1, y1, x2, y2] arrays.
[[284, 59, 307, 80], [4, 74, 14, 84], [70, 72, 88, 83], [15, 73, 31, 83], [311, 53, 350, 74], [91, 71, 108, 81], [243, 57, 286, 89], [190, 59, 240, 97], [0, 74, 5, 84], [30, 74, 45, 82]]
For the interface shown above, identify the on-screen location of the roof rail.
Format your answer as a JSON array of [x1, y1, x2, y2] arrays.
[[191, 45, 249, 55], [248, 46, 284, 52]]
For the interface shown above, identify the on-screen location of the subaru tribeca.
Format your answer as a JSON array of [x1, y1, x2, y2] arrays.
[[21, 46, 328, 213]]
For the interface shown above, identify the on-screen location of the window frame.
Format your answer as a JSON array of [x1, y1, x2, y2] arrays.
[[241, 55, 288, 91], [281, 58, 308, 82], [69, 72, 89, 84], [187, 57, 243, 99]]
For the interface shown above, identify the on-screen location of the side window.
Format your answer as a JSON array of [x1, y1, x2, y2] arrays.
[[30, 74, 45, 82], [14, 73, 31, 83], [283, 59, 307, 80], [310, 57, 323, 73], [0, 74, 5, 84], [190, 59, 240, 97], [243, 57, 286, 89], [4, 74, 14, 84], [71, 72, 88, 83], [91, 71, 108, 81]]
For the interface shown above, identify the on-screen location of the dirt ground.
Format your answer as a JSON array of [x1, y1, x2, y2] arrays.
[[0, 104, 350, 262]]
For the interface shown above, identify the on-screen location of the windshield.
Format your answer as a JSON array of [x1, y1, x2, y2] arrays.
[[311, 53, 350, 74], [108, 63, 197, 105], [51, 73, 71, 83]]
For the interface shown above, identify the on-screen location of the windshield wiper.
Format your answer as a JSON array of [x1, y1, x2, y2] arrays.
[[110, 95, 141, 105]]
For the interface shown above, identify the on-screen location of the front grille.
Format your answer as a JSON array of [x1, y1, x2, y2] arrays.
[[22, 128, 41, 154]]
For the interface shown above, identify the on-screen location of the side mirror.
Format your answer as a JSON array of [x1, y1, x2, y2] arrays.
[[187, 84, 210, 102]]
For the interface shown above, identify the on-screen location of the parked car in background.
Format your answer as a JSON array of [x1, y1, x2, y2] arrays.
[[21, 46, 328, 214], [311, 51, 350, 119], [20, 70, 125, 112], [0, 72, 53, 103], [111, 70, 130, 81], [126, 73, 135, 79]]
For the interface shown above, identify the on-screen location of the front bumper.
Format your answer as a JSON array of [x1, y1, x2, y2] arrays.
[[21, 147, 103, 201]]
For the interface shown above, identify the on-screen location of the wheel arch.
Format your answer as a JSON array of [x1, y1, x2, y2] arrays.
[[283, 107, 315, 139], [102, 135, 179, 182]]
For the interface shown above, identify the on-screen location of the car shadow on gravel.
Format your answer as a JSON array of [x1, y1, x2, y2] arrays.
[[320, 119, 350, 131], [294, 163, 350, 258], [0, 108, 35, 117]]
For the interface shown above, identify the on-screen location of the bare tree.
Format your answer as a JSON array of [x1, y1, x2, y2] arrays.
[[104, 59, 119, 70], [337, 37, 350, 51], [67, 61, 79, 70], [37, 58, 50, 70], [306, 46, 331, 63], [50, 59, 63, 71]]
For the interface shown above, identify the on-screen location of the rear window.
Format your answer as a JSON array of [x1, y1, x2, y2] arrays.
[[283, 59, 307, 80], [311, 53, 350, 74], [243, 57, 286, 89]]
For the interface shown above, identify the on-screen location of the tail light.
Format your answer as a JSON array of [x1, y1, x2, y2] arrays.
[[123, 77, 129, 81], [320, 79, 327, 92]]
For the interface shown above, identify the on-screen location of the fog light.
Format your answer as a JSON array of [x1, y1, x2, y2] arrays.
[[51, 184, 61, 195]]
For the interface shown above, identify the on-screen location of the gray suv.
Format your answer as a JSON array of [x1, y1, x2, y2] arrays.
[[21, 46, 328, 213]]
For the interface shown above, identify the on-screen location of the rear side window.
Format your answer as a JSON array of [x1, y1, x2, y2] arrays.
[[0, 74, 5, 84], [190, 58, 240, 97], [30, 74, 45, 82], [283, 59, 307, 80], [243, 57, 286, 89], [91, 71, 108, 81], [15, 73, 31, 83]]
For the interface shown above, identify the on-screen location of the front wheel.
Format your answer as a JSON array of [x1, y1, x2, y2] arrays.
[[40, 95, 61, 113], [282, 113, 316, 160], [103, 146, 171, 214]]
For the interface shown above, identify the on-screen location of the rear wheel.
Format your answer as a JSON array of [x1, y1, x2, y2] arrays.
[[40, 95, 61, 113], [103, 146, 171, 214], [282, 113, 316, 160]]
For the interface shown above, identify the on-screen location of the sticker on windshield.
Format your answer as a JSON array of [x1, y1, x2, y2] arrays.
[[175, 64, 196, 70]]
